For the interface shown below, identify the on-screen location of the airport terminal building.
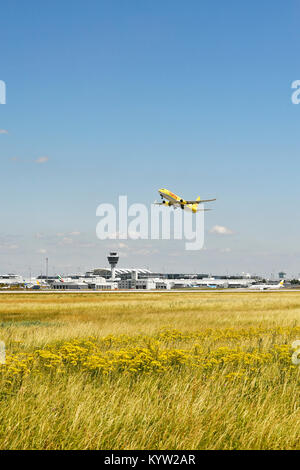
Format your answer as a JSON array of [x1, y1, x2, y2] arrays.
[[0, 252, 265, 290]]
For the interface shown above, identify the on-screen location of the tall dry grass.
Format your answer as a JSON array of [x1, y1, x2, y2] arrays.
[[0, 292, 299, 449]]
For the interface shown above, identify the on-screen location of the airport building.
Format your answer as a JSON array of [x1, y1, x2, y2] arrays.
[[0, 274, 23, 285], [51, 276, 118, 290], [83, 253, 257, 290], [0, 252, 262, 290]]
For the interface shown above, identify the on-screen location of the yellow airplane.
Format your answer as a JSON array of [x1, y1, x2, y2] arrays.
[[156, 188, 216, 213]]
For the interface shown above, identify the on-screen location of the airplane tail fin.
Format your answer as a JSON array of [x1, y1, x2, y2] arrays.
[[192, 196, 201, 213], [279, 280, 284, 286]]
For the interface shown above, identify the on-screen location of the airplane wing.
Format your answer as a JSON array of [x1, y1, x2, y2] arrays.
[[185, 198, 216, 204], [153, 201, 174, 206], [153, 201, 211, 211]]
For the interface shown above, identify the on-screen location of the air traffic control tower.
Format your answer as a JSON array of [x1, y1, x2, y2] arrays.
[[107, 252, 119, 280]]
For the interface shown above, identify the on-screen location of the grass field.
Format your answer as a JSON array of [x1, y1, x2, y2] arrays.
[[0, 291, 299, 450]]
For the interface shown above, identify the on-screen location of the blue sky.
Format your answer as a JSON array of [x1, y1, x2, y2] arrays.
[[1, 0, 300, 277]]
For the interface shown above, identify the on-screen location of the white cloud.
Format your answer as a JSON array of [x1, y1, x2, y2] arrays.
[[0, 129, 8, 134], [69, 231, 81, 236], [35, 156, 49, 164], [220, 247, 231, 253], [109, 241, 129, 249], [61, 237, 73, 245], [107, 231, 126, 239], [118, 242, 128, 249], [135, 248, 159, 256], [0, 243, 18, 250], [210, 225, 234, 235], [37, 248, 47, 254], [106, 231, 143, 240]]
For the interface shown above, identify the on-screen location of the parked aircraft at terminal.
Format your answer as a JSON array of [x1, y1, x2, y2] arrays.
[[249, 280, 285, 291], [24, 278, 48, 289]]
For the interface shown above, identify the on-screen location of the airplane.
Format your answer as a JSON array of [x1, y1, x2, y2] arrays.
[[24, 279, 46, 289], [57, 275, 72, 283], [249, 280, 285, 291], [155, 188, 216, 213]]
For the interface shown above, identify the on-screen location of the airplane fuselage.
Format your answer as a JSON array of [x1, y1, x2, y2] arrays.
[[158, 188, 197, 211], [249, 282, 284, 290], [157, 188, 215, 213], [159, 189, 184, 204]]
